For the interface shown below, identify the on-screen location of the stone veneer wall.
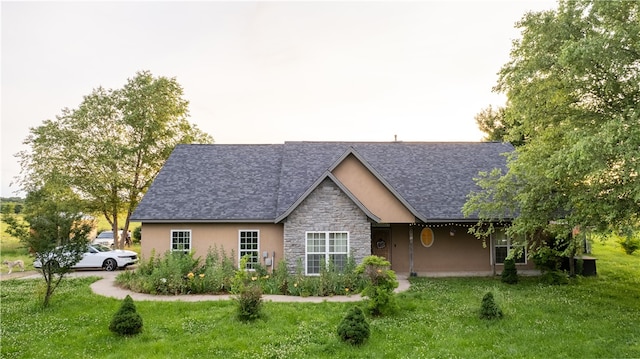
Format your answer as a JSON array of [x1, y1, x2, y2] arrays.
[[283, 178, 371, 274]]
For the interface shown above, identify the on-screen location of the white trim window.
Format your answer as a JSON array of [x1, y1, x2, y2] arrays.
[[171, 230, 191, 254], [305, 231, 349, 275], [494, 229, 526, 264], [239, 230, 259, 270]]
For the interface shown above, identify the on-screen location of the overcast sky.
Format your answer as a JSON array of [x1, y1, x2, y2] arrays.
[[1, 1, 557, 197]]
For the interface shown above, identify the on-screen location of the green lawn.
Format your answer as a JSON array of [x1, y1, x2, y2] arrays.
[[1, 241, 639, 358]]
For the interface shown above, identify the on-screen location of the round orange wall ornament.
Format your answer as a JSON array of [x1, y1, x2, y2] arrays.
[[420, 227, 434, 247]]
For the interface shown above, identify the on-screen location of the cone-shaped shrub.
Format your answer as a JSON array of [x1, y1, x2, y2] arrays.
[[479, 292, 503, 320], [501, 258, 519, 284], [337, 306, 370, 345], [109, 295, 143, 336]]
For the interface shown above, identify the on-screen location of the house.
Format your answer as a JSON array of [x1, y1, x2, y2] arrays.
[[131, 141, 536, 276]]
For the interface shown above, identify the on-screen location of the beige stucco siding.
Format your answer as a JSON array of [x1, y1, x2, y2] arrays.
[[390, 225, 490, 274], [140, 223, 283, 266], [412, 227, 491, 273], [332, 154, 415, 223]]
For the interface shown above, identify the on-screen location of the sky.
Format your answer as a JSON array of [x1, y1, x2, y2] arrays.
[[1, 1, 557, 197]]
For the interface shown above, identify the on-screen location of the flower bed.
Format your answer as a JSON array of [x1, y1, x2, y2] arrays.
[[115, 247, 366, 296]]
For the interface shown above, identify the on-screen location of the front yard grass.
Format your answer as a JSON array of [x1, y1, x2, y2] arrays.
[[1, 240, 638, 358]]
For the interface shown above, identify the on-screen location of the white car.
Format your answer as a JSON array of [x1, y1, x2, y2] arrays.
[[33, 244, 138, 271], [92, 230, 131, 247]]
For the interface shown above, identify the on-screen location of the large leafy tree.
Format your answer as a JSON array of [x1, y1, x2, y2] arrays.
[[2, 176, 93, 307], [464, 0, 639, 272], [17, 71, 213, 248]]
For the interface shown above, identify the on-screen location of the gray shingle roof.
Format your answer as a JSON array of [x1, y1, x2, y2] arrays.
[[131, 141, 513, 222]]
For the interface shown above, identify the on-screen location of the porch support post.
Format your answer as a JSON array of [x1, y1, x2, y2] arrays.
[[409, 225, 416, 276]]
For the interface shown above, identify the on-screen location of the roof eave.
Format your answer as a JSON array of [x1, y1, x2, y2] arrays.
[[422, 218, 514, 223], [132, 218, 277, 224]]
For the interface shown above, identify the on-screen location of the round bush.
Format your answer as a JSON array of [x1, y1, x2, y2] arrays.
[[109, 295, 143, 336], [479, 292, 503, 320], [337, 306, 370, 345]]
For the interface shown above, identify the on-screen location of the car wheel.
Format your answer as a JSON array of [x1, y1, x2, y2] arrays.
[[103, 258, 118, 271]]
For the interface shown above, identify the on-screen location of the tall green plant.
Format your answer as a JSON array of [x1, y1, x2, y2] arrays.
[[233, 255, 263, 321], [356, 255, 398, 316]]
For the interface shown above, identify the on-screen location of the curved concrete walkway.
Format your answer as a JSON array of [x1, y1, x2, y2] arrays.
[[13, 270, 411, 303]]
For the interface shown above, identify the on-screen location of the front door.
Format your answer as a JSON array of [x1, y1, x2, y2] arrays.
[[371, 228, 391, 261]]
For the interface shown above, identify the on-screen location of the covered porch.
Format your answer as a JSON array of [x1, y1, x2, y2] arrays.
[[370, 223, 538, 277]]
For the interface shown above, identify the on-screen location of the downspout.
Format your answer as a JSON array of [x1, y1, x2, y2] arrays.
[[409, 225, 416, 277], [490, 233, 496, 276]]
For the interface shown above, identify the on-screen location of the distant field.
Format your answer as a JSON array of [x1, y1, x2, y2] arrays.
[[94, 212, 140, 234]]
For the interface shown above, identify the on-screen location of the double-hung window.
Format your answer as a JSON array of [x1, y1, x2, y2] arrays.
[[494, 229, 525, 264], [239, 230, 259, 270], [171, 230, 191, 254], [305, 231, 349, 275]]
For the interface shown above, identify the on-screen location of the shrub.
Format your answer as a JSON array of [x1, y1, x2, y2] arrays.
[[540, 270, 569, 285], [337, 306, 370, 346], [235, 284, 263, 321], [233, 255, 263, 321], [501, 258, 518, 284], [356, 255, 399, 316], [531, 246, 562, 272], [272, 260, 289, 295], [619, 237, 640, 255], [109, 295, 143, 336], [132, 226, 142, 244], [479, 292, 503, 320], [340, 254, 364, 294], [195, 246, 236, 293]]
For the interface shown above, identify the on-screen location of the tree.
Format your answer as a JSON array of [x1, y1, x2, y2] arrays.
[[474, 105, 528, 147], [2, 176, 93, 307], [465, 1, 640, 275], [17, 71, 213, 248]]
